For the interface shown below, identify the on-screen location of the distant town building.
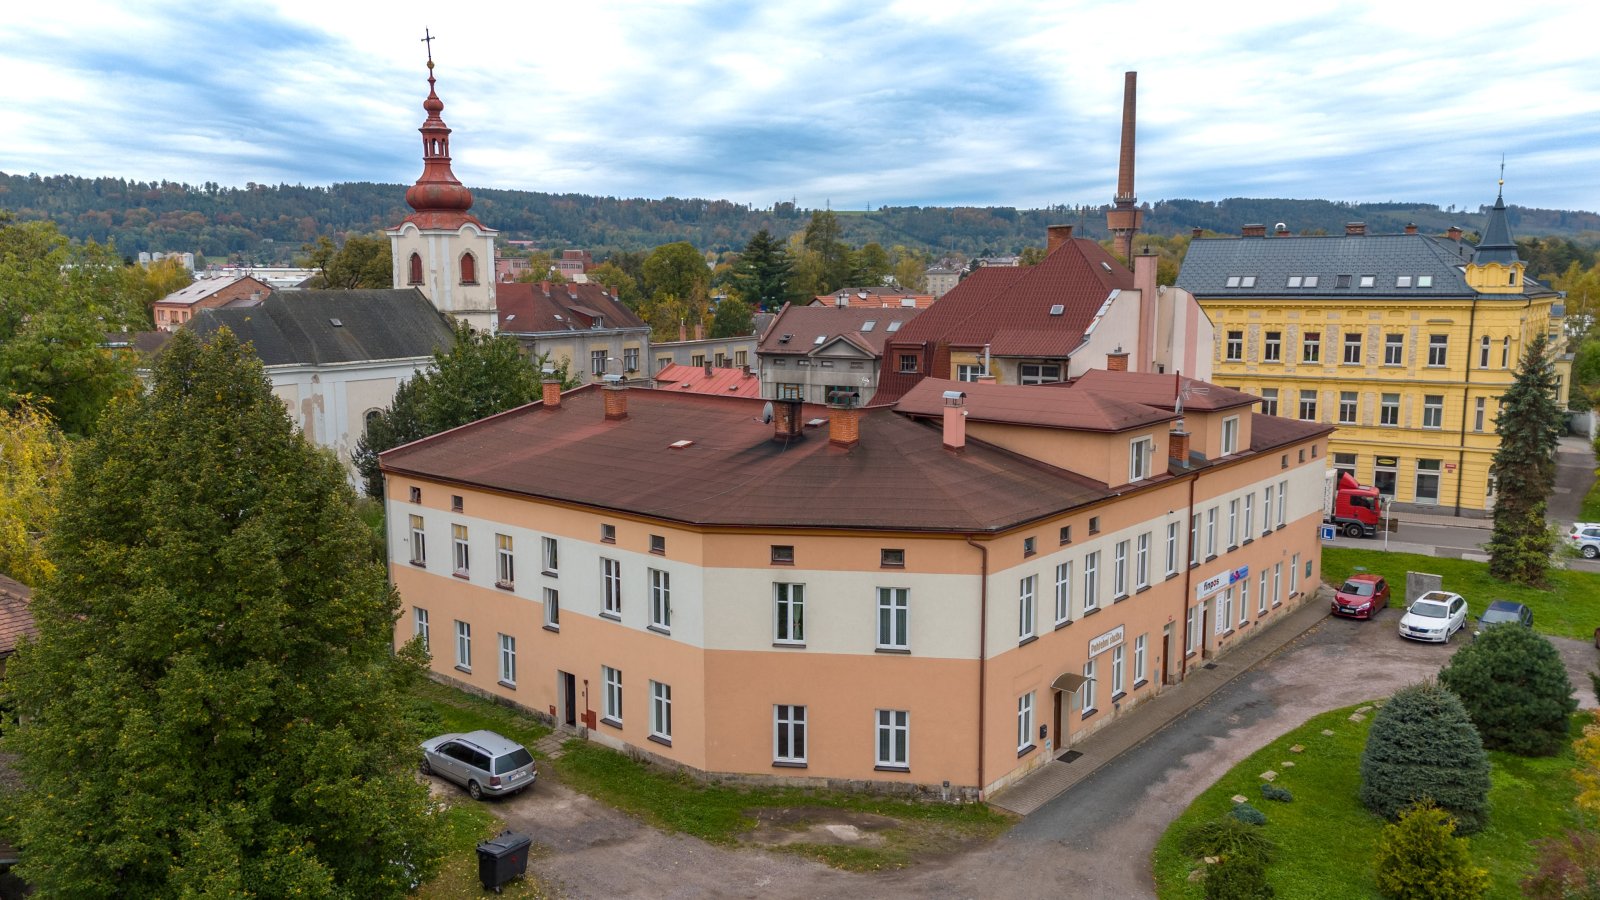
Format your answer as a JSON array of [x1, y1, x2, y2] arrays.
[[810, 287, 935, 309], [495, 255, 533, 283], [555, 250, 593, 280], [757, 303, 920, 406], [196, 265, 319, 291], [496, 281, 651, 384], [152, 275, 271, 331], [651, 325, 761, 375], [137, 250, 195, 271], [925, 266, 960, 299], [650, 362, 762, 398]]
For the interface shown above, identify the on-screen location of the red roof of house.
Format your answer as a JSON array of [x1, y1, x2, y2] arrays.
[[651, 363, 763, 398], [896, 378, 1174, 433], [1071, 369, 1259, 412], [757, 304, 921, 357], [810, 287, 936, 309], [497, 282, 646, 333], [0, 574, 36, 658]]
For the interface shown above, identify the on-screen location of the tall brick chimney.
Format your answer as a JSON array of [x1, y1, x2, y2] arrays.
[[1046, 224, 1075, 255], [603, 385, 628, 420], [542, 380, 562, 408], [1169, 430, 1190, 465], [773, 399, 804, 442], [942, 390, 967, 451], [1107, 348, 1130, 372], [1106, 71, 1143, 265], [829, 404, 861, 448]]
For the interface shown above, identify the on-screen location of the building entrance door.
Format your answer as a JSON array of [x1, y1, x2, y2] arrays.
[[559, 671, 577, 727]]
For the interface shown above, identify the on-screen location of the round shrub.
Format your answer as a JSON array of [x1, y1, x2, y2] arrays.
[[1229, 802, 1268, 826], [1439, 625, 1576, 756], [1179, 816, 1275, 866], [1359, 681, 1491, 834], [1373, 801, 1489, 900], [1261, 783, 1294, 803], [1205, 853, 1275, 900]]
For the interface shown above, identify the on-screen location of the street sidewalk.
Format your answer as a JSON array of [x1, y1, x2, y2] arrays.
[[1385, 509, 1491, 530], [989, 589, 1332, 816]]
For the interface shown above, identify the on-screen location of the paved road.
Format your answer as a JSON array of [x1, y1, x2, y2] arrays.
[[1551, 434, 1598, 525]]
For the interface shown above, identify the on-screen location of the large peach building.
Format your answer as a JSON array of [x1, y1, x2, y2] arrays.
[[381, 371, 1328, 798]]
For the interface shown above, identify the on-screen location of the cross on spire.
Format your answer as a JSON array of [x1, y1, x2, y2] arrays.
[[421, 28, 436, 64]]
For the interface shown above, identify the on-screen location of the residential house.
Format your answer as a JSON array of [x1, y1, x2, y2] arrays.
[[496, 281, 651, 384], [152, 275, 271, 331], [650, 315, 770, 374], [555, 250, 593, 280], [0, 574, 35, 682], [651, 362, 763, 398], [810, 287, 935, 309], [1176, 188, 1568, 516], [756, 303, 921, 406], [379, 372, 1328, 799], [926, 266, 960, 299]]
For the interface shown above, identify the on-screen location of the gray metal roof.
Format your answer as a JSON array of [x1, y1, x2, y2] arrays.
[[189, 289, 453, 366], [1473, 191, 1521, 266]]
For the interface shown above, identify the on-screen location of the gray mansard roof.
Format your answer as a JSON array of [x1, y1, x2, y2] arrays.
[[1177, 233, 1491, 299], [190, 289, 454, 366]]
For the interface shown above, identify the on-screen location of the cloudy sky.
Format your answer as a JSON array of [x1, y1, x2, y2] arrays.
[[4, 0, 1598, 212]]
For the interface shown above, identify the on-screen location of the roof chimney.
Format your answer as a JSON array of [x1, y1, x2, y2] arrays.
[[829, 402, 861, 448], [1447, 225, 1463, 241], [678, 321, 688, 342], [1241, 224, 1267, 238], [1404, 222, 1418, 235], [1274, 223, 1290, 237], [539, 280, 551, 296], [704, 361, 713, 378], [1345, 222, 1367, 236], [693, 323, 704, 341], [1046, 224, 1075, 255], [1107, 347, 1130, 372], [1191, 227, 1204, 238], [603, 383, 628, 420], [541, 365, 562, 408], [941, 390, 967, 451], [773, 399, 804, 442], [1168, 429, 1190, 466]]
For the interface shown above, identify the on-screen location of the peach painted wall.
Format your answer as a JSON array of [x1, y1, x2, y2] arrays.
[[965, 421, 1166, 487]]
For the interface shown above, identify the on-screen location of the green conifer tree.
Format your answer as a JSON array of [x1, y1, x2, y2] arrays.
[[1486, 331, 1564, 585]]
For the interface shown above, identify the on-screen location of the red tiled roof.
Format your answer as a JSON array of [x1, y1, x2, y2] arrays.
[[756, 304, 921, 356], [896, 378, 1175, 433], [496, 282, 646, 333], [1071, 370, 1259, 412], [810, 287, 936, 309], [1248, 413, 1335, 450], [0, 574, 36, 657], [381, 386, 1111, 532], [651, 363, 763, 398]]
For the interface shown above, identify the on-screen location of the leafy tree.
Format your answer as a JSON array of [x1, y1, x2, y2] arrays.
[[299, 233, 393, 289], [732, 229, 794, 310], [642, 241, 710, 306], [889, 245, 928, 292], [512, 248, 564, 284], [1359, 681, 1491, 833], [587, 260, 641, 309], [802, 210, 851, 293], [1438, 625, 1576, 755], [849, 241, 892, 286], [354, 322, 560, 497], [1487, 331, 1565, 585], [1372, 801, 1489, 900], [709, 296, 755, 339], [0, 401, 69, 585], [0, 328, 443, 897], [1018, 245, 1047, 266]]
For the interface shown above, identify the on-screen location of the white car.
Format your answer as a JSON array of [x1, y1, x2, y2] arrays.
[[1398, 590, 1469, 643], [1567, 523, 1600, 559]]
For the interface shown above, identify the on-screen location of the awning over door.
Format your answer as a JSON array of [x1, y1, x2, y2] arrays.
[[1051, 671, 1087, 692]]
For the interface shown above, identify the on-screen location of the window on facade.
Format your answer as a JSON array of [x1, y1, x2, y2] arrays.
[[775, 704, 807, 763], [956, 364, 987, 382], [771, 545, 794, 565], [1089, 517, 1100, 535], [543, 587, 560, 628], [898, 354, 918, 373], [1054, 562, 1073, 624], [460, 252, 477, 285], [624, 347, 640, 372], [1418, 275, 1433, 288], [1016, 692, 1035, 751], [496, 534, 514, 587], [1427, 334, 1448, 367], [876, 709, 909, 768], [1022, 536, 1036, 557], [1059, 525, 1072, 545], [1134, 634, 1148, 684], [541, 536, 559, 574], [1019, 363, 1064, 384], [1333, 452, 1356, 481], [602, 666, 622, 723], [1277, 480, 1288, 527], [409, 515, 426, 566], [408, 252, 423, 285], [1083, 551, 1101, 610], [498, 633, 516, 685], [601, 523, 616, 543], [878, 587, 909, 650], [1243, 494, 1255, 538], [1416, 458, 1442, 504], [649, 569, 671, 630], [1384, 333, 1404, 366], [1290, 554, 1301, 594], [1260, 388, 1278, 416], [879, 548, 905, 568], [1240, 581, 1251, 624], [1166, 522, 1179, 575], [1480, 335, 1491, 368], [1298, 389, 1318, 421], [651, 681, 672, 741], [455, 620, 471, 670], [1018, 575, 1037, 640], [1474, 397, 1486, 432], [1113, 540, 1129, 598], [1219, 587, 1234, 630], [1112, 644, 1126, 696], [1359, 275, 1375, 288], [646, 535, 665, 556], [452, 524, 470, 577], [409, 485, 422, 503], [1302, 332, 1321, 363], [1081, 659, 1098, 713], [451, 494, 464, 512], [1502, 336, 1511, 368], [1134, 532, 1150, 589], [1221, 417, 1239, 455], [1189, 513, 1200, 564], [775, 383, 804, 401], [1186, 603, 1201, 653], [692, 353, 707, 367], [774, 583, 805, 643], [601, 558, 621, 617], [1273, 562, 1283, 605], [1129, 436, 1154, 481], [1262, 484, 1274, 536], [1343, 333, 1362, 364], [414, 607, 429, 652], [735, 350, 748, 367], [1226, 331, 1243, 361], [1380, 393, 1400, 426], [1396, 275, 1412, 288], [1227, 499, 1239, 548], [1339, 391, 1358, 424], [1423, 395, 1444, 429], [589, 350, 608, 376], [1259, 570, 1270, 613]]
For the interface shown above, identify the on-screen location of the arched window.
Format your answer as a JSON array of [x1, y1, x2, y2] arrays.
[[409, 252, 424, 285], [364, 409, 383, 430], [460, 252, 477, 285]]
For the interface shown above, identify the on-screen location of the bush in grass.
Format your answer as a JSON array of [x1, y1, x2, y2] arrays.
[[1229, 802, 1268, 826], [1438, 625, 1576, 756], [1205, 853, 1275, 900], [1372, 801, 1488, 900], [1261, 783, 1294, 803], [1359, 681, 1491, 834], [1523, 830, 1600, 899], [1179, 816, 1275, 866]]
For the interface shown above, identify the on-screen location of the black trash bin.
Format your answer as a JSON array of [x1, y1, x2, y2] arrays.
[[476, 830, 532, 892]]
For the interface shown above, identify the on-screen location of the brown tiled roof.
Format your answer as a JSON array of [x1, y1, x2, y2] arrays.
[[1071, 370, 1260, 412], [896, 378, 1174, 433], [1248, 413, 1335, 450], [0, 574, 36, 658], [756, 304, 920, 356], [810, 287, 936, 309], [651, 363, 763, 398], [496, 282, 646, 334], [381, 386, 1111, 532]]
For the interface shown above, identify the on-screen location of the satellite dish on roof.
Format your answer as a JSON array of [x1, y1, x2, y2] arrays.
[[760, 401, 774, 424]]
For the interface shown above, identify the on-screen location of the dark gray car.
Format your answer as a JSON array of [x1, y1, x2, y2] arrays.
[[1472, 599, 1533, 639], [420, 730, 536, 799]]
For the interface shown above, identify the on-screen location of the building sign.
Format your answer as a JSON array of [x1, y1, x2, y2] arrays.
[[1375, 456, 1398, 467], [1196, 565, 1250, 600], [1088, 624, 1125, 658], [1445, 463, 1456, 472]]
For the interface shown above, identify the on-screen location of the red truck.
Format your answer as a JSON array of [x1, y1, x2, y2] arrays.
[[1324, 470, 1385, 538]]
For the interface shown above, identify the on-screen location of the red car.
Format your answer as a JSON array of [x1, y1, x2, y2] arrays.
[[1332, 573, 1390, 619]]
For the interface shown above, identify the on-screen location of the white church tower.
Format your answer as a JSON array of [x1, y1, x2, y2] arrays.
[[388, 52, 497, 332]]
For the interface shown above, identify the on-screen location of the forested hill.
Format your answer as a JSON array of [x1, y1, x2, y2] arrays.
[[4, 171, 1599, 265]]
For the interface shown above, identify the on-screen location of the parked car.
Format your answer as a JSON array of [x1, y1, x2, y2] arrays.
[[1472, 599, 1533, 638], [420, 730, 536, 800], [1332, 573, 1390, 620], [1398, 590, 1469, 643], [1568, 523, 1600, 559]]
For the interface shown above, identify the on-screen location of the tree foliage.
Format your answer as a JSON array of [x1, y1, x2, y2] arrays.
[[1438, 625, 1576, 755], [709, 297, 755, 339], [1372, 801, 1489, 900], [732, 229, 794, 310], [586, 260, 641, 309], [0, 401, 70, 586], [802, 210, 852, 293], [354, 322, 556, 497], [1487, 331, 1565, 585], [0, 327, 443, 898], [1359, 681, 1491, 833], [1575, 721, 1600, 820], [299, 233, 393, 289], [638, 242, 711, 341], [1205, 853, 1274, 900]]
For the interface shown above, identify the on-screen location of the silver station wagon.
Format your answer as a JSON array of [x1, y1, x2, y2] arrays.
[[420, 730, 537, 800]]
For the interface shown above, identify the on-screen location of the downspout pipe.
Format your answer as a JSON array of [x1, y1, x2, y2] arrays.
[[966, 534, 989, 798], [1179, 467, 1198, 681], [1454, 296, 1479, 515]]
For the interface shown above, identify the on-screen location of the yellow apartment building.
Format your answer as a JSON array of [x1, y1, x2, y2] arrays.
[[1177, 189, 1568, 517], [380, 372, 1328, 799]]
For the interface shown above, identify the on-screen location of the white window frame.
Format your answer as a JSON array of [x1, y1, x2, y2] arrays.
[[602, 665, 622, 723], [775, 704, 807, 763], [409, 515, 427, 566], [1258, 570, 1269, 613], [1474, 397, 1486, 431], [1290, 554, 1301, 596], [1277, 480, 1288, 527], [1338, 391, 1358, 424], [1260, 387, 1278, 416], [1136, 532, 1150, 589], [1480, 334, 1491, 368], [1298, 389, 1317, 421], [1302, 332, 1321, 363], [1113, 540, 1129, 598], [1227, 499, 1239, 548], [1205, 507, 1217, 558], [498, 633, 516, 685], [649, 568, 671, 631], [1017, 692, 1035, 752], [1134, 634, 1147, 685], [601, 557, 622, 617], [454, 620, 471, 670], [1243, 494, 1254, 538], [1111, 644, 1125, 696], [1273, 562, 1283, 605], [1263, 331, 1281, 362], [1427, 334, 1448, 367], [1081, 659, 1098, 713], [875, 709, 909, 769], [1129, 436, 1154, 482], [496, 533, 514, 587], [413, 607, 429, 651], [651, 680, 672, 741], [1221, 416, 1239, 455], [1083, 551, 1100, 611], [1018, 575, 1037, 641], [1054, 562, 1073, 625], [877, 587, 909, 650], [1262, 484, 1275, 536], [452, 524, 470, 577], [1384, 333, 1404, 366], [1186, 603, 1201, 653], [543, 587, 560, 629], [774, 582, 805, 644], [1219, 587, 1234, 632], [1239, 579, 1250, 625], [1343, 332, 1362, 364], [1225, 330, 1243, 361], [1423, 395, 1443, 429], [1165, 522, 1179, 575], [541, 536, 559, 574]]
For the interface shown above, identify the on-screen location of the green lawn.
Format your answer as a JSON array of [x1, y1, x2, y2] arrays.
[[411, 678, 552, 752], [1152, 705, 1588, 899], [416, 801, 548, 899], [1323, 547, 1600, 641], [1582, 466, 1600, 521]]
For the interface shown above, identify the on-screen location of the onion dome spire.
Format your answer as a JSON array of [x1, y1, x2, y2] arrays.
[[402, 37, 482, 229]]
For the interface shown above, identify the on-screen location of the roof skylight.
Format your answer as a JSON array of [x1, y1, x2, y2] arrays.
[[1417, 275, 1434, 287], [1049, 304, 1065, 315], [886, 321, 903, 332], [813, 335, 827, 345], [1359, 275, 1376, 288], [862, 320, 876, 332]]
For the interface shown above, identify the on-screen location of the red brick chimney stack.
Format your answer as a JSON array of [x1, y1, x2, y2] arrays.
[[1405, 223, 1419, 235], [1046, 224, 1075, 255], [1169, 430, 1190, 464], [1274, 224, 1290, 237], [542, 380, 562, 408], [773, 400, 804, 442], [603, 385, 628, 420], [1241, 224, 1267, 238], [1345, 222, 1367, 236], [1191, 227, 1204, 238], [1447, 226, 1463, 241], [1107, 348, 1130, 372], [829, 404, 861, 448]]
